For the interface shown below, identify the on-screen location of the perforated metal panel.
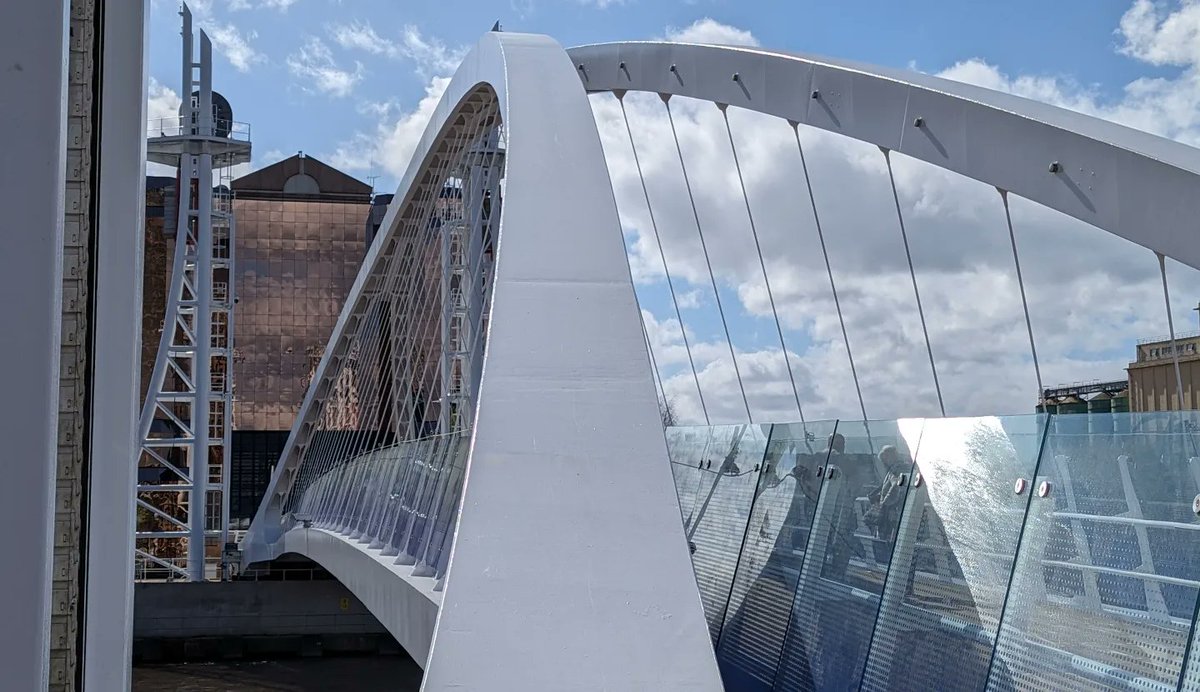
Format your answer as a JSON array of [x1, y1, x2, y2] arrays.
[[989, 412, 1200, 691]]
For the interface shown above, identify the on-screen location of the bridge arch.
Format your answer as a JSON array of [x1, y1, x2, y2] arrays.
[[242, 32, 721, 689], [240, 32, 1200, 691]]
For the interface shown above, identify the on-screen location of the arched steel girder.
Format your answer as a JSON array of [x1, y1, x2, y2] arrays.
[[568, 41, 1200, 271]]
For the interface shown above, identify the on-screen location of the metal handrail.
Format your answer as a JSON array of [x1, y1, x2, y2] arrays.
[[146, 116, 252, 142]]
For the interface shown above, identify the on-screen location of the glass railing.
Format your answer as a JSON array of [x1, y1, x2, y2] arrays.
[[288, 432, 468, 588], [668, 412, 1200, 691]]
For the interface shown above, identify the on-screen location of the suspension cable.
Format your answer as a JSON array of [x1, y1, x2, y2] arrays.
[[641, 316, 668, 408], [721, 105, 806, 424], [663, 95, 753, 423], [791, 124, 871, 436], [305, 108, 484, 522], [617, 94, 710, 424], [998, 189, 1045, 401], [882, 147, 945, 417], [1156, 251, 1187, 409]]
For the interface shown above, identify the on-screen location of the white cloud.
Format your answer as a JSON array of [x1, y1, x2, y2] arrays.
[[329, 21, 465, 79], [397, 25, 465, 77], [306, 21, 466, 183], [591, 7, 1200, 424], [323, 24, 465, 182], [146, 76, 182, 123], [207, 23, 265, 72], [230, 0, 298, 9], [356, 99, 399, 118], [330, 20, 389, 55], [146, 77, 183, 176], [286, 37, 364, 98], [663, 18, 759, 47], [677, 290, 704, 309], [328, 76, 451, 178], [1118, 0, 1200, 67], [184, 0, 215, 15], [317, 6, 1200, 426]]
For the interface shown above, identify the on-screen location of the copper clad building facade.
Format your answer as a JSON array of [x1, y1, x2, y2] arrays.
[[229, 154, 372, 526]]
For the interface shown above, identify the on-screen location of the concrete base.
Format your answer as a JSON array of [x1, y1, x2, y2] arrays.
[[135, 579, 387, 639], [134, 579, 403, 664], [133, 633, 401, 663]]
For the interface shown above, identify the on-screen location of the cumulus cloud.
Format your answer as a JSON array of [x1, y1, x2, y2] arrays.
[[286, 37, 364, 97], [228, 0, 298, 10], [146, 76, 182, 123], [1118, 0, 1200, 67], [329, 20, 389, 55], [146, 78, 183, 176], [207, 23, 265, 72], [663, 18, 759, 47], [328, 76, 451, 178], [320, 9, 1200, 426], [588, 11, 1200, 424], [321, 22, 466, 183], [396, 25, 466, 77], [329, 21, 465, 79]]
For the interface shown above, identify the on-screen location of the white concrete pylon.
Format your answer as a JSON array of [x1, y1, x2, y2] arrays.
[[415, 32, 720, 690]]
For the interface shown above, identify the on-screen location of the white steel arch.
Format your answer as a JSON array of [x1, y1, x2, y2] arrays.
[[243, 32, 721, 689], [568, 41, 1200, 271]]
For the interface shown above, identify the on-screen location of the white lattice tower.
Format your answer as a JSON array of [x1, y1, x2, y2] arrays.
[[136, 4, 250, 581]]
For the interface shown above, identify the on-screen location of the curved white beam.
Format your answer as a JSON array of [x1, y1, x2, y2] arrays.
[[246, 31, 720, 690], [272, 528, 441, 665], [568, 41, 1200, 270]]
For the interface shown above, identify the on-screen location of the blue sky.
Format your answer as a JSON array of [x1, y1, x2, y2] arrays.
[[148, 0, 1170, 192], [147, 0, 1200, 424]]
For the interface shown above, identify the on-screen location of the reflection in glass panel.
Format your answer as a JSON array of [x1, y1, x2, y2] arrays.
[[667, 426, 716, 524], [861, 415, 1046, 691], [673, 424, 771, 640], [717, 421, 837, 691], [775, 420, 920, 691], [989, 412, 1200, 691]]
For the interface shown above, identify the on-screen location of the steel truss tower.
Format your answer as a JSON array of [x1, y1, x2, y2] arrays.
[[137, 4, 251, 581]]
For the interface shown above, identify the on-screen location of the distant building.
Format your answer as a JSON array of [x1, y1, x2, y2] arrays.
[[1127, 332, 1200, 411], [228, 153, 373, 528], [140, 176, 176, 401], [366, 192, 393, 247], [1037, 380, 1129, 415], [1035, 331, 1200, 415]]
